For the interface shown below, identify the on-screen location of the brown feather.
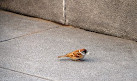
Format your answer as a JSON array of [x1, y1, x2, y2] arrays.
[[58, 55, 66, 58]]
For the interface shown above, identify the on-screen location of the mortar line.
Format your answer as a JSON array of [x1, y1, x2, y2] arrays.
[[63, 0, 66, 24], [0, 27, 59, 43], [0, 66, 54, 81]]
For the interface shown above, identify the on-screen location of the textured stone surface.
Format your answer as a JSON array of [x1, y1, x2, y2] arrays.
[[0, 10, 59, 42], [0, 68, 49, 81], [66, 0, 137, 41], [0, 27, 137, 81], [0, 0, 64, 24]]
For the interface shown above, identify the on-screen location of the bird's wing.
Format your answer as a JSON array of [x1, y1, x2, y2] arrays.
[[73, 52, 81, 57]]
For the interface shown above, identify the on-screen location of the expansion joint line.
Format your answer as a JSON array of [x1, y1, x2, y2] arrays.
[[0, 27, 59, 43], [0, 67, 54, 81]]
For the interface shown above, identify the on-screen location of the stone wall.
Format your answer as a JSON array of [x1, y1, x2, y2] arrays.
[[0, 0, 64, 24], [66, 0, 137, 41]]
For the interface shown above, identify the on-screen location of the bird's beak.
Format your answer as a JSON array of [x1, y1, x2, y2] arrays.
[[86, 52, 90, 55]]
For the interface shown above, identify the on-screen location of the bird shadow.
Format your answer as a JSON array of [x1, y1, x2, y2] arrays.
[[59, 58, 98, 62]]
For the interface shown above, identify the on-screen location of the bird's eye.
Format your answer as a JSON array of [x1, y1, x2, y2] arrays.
[[83, 50, 87, 53]]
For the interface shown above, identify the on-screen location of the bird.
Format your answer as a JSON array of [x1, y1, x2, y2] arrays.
[[58, 49, 87, 61]]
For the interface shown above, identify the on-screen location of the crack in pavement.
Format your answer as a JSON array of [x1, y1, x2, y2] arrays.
[[0, 66, 54, 81], [0, 27, 59, 43]]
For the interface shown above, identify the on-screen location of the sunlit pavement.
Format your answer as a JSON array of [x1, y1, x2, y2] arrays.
[[0, 10, 137, 81]]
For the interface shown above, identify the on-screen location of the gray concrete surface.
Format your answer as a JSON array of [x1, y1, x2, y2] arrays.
[[0, 0, 64, 24], [0, 11, 137, 81], [66, 0, 137, 41], [0, 68, 49, 81], [0, 10, 59, 42]]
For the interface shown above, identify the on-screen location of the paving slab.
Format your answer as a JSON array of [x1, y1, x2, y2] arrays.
[[0, 68, 50, 81], [0, 0, 64, 24], [66, 0, 137, 41], [0, 25, 137, 81], [0, 10, 59, 42]]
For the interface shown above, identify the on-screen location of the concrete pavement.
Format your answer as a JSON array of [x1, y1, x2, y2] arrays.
[[0, 10, 137, 81], [0, 10, 59, 42], [0, 68, 49, 81]]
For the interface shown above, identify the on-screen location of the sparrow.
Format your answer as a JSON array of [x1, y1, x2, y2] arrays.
[[58, 49, 87, 60]]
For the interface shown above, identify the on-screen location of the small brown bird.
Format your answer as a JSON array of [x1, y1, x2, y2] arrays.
[[58, 49, 87, 60]]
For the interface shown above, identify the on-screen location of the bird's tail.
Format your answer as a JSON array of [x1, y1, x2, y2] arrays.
[[58, 55, 66, 58]]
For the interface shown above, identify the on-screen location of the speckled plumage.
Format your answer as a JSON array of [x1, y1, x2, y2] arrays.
[[58, 49, 87, 60]]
